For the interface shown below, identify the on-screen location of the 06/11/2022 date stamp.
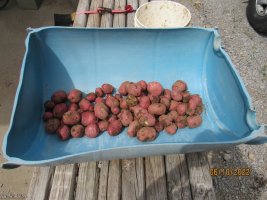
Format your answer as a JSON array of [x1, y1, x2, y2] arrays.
[[210, 168, 252, 176]]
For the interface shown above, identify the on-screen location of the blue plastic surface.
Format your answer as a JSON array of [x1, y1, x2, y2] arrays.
[[2, 27, 266, 166]]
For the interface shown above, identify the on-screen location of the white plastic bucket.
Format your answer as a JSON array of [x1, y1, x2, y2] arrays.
[[135, 1, 191, 28]]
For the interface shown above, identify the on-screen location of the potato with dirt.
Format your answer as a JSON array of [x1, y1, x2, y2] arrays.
[[67, 89, 82, 103], [51, 90, 67, 104], [169, 100, 180, 111], [172, 80, 187, 92], [44, 100, 55, 111], [111, 106, 120, 115], [85, 124, 100, 138], [94, 102, 109, 120], [79, 99, 92, 111], [158, 114, 172, 127], [120, 98, 128, 109], [108, 114, 118, 123], [182, 91, 190, 103], [164, 89, 172, 100], [43, 112, 53, 121], [177, 103, 188, 116], [68, 103, 79, 111], [148, 103, 166, 115], [107, 120, 123, 136], [118, 109, 133, 126], [45, 118, 60, 133], [148, 94, 160, 104], [126, 95, 138, 107], [137, 80, 147, 91], [171, 91, 183, 101], [95, 97, 105, 103], [127, 120, 141, 137], [138, 112, 156, 127], [62, 111, 81, 125], [101, 83, 114, 94], [57, 125, 71, 140], [105, 95, 120, 108], [137, 127, 157, 141], [98, 120, 109, 132], [118, 81, 130, 96], [86, 92, 96, 102], [154, 121, 164, 132], [139, 96, 151, 109], [147, 81, 163, 96], [190, 94, 202, 106], [168, 110, 178, 121], [95, 87, 104, 97], [81, 111, 97, 126], [187, 115, 202, 128], [164, 123, 177, 135], [176, 115, 187, 129], [160, 96, 170, 109], [127, 83, 142, 97], [53, 103, 68, 118], [71, 124, 85, 138]]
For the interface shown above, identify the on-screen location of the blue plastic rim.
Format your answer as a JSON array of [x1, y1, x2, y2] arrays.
[[2, 27, 266, 166]]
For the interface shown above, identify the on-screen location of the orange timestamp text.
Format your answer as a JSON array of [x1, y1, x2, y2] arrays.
[[210, 168, 251, 176]]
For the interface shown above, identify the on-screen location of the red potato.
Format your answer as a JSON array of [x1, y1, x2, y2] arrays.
[[79, 99, 92, 111], [137, 127, 157, 142], [147, 82, 163, 96], [127, 120, 141, 137], [43, 112, 53, 121], [148, 94, 160, 104], [51, 90, 67, 104], [187, 115, 202, 128], [169, 100, 180, 111], [57, 125, 71, 140], [164, 123, 177, 135], [120, 98, 128, 109], [45, 118, 60, 133], [107, 120, 123, 136], [105, 95, 120, 108], [138, 113, 156, 127], [118, 109, 133, 126], [62, 111, 80, 125], [176, 115, 187, 128], [108, 114, 118, 123], [182, 91, 190, 103], [85, 123, 100, 138], [127, 83, 142, 97], [81, 112, 97, 126], [77, 109, 83, 114], [115, 94, 122, 101], [190, 94, 203, 106], [44, 100, 55, 111], [164, 89, 172, 100], [68, 103, 79, 111], [139, 96, 151, 109], [95, 87, 104, 97], [86, 92, 96, 102], [177, 103, 188, 116], [118, 81, 130, 95], [88, 105, 94, 112], [160, 96, 170, 109], [187, 99, 197, 116], [111, 106, 120, 115], [53, 103, 68, 118], [148, 103, 166, 115], [130, 105, 147, 118], [196, 105, 203, 115], [98, 120, 109, 132], [155, 121, 164, 132], [94, 102, 109, 120], [137, 80, 147, 91], [67, 89, 82, 103], [158, 114, 172, 127], [171, 91, 183, 101], [95, 97, 105, 103], [172, 80, 187, 92], [71, 124, 85, 138], [168, 110, 178, 121], [126, 95, 138, 107], [101, 83, 114, 94]]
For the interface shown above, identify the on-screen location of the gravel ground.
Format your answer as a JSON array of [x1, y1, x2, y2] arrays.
[[179, 0, 267, 199]]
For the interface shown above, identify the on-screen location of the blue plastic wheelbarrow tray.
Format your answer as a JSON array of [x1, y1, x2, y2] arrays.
[[2, 27, 266, 167]]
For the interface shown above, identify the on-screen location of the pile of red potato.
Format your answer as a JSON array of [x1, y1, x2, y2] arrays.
[[43, 80, 203, 141]]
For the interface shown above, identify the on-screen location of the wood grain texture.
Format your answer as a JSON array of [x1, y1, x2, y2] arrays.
[[48, 164, 78, 200], [135, 158, 146, 200], [187, 153, 216, 200], [73, 0, 91, 27], [107, 160, 121, 200], [145, 156, 167, 200], [98, 161, 110, 200], [27, 167, 55, 200], [75, 162, 99, 200], [101, 0, 114, 27], [126, 0, 138, 27], [86, 0, 103, 27], [113, 0, 126, 27]]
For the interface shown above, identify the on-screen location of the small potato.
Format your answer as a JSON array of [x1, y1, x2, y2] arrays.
[[160, 96, 170, 109], [172, 80, 187, 92], [130, 105, 147, 118], [53, 103, 68, 118], [168, 110, 178, 121], [164, 123, 177, 135], [164, 89, 172, 100], [196, 105, 204, 115], [45, 118, 60, 133], [158, 114, 172, 127], [127, 83, 142, 97], [43, 112, 53, 121], [67, 89, 82, 103], [62, 111, 81, 125], [115, 94, 122, 101], [127, 120, 141, 137], [85, 124, 100, 138], [171, 91, 183, 101], [120, 98, 128, 109], [126, 95, 138, 107], [95, 87, 104, 97], [118, 81, 130, 95], [137, 127, 157, 142], [95, 97, 105, 103], [107, 120, 123, 136], [101, 83, 114, 94], [51, 90, 67, 104], [139, 96, 151, 109], [147, 82, 163, 96], [79, 99, 92, 111], [81, 111, 97, 126], [57, 125, 71, 140], [154, 121, 164, 132], [118, 109, 133, 126], [190, 94, 203, 106], [176, 115, 187, 128], [108, 114, 118, 123], [169, 100, 180, 111], [105, 95, 120, 108], [182, 91, 190, 103], [148, 94, 160, 104], [111, 106, 120, 115], [137, 80, 147, 91], [148, 103, 166, 115], [138, 113, 156, 127], [71, 124, 85, 138], [68, 103, 79, 111], [94, 103, 109, 120], [177, 103, 188, 116], [44, 100, 55, 111], [186, 99, 197, 116], [187, 115, 202, 128], [98, 120, 109, 132], [86, 92, 96, 102]]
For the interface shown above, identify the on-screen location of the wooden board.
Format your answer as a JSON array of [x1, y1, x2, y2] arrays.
[[107, 160, 121, 200], [100, 0, 114, 27], [126, 0, 138, 27], [112, 0, 126, 27], [97, 161, 110, 200], [73, 0, 91, 27], [86, 0, 103, 27]]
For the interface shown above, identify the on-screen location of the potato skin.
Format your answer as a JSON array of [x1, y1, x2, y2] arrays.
[[164, 89, 172, 100], [148, 103, 166, 115], [67, 89, 82, 103], [176, 116, 187, 128], [86, 92, 96, 102], [118, 109, 133, 126], [187, 115, 202, 128], [43, 112, 53, 121], [68, 103, 79, 111], [118, 81, 129, 96], [53, 103, 68, 118], [106, 95, 120, 108], [62, 111, 81, 125], [52, 90, 67, 104], [120, 98, 128, 109], [95, 87, 104, 97], [168, 110, 178, 121], [57, 125, 71, 140], [85, 124, 100, 138], [154, 121, 164, 132], [172, 80, 187, 92], [94, 102, 109, 120], [171, 91, 183, 101], [98, 120, 109, 132], [139, 96, 151, 109], [79, 99, 92, 111], [81, 111, 97, 126], [164, 123, 177, 135], [160, 96, 170, 109], [107, 120, 123, 136], [158, 114, 172, 127], [138, 113, 156, 127], [127, 83, 142, 97], [44, 100, 55, 111], [101, 83, 114, 94], [137, 80, 147, 91], [45, 118, 60, 133], [169, 100, 180, 111], [137, 127, 157, 141], [177, 103, 188, 116], [127, 120, 141, 137], [147, 82, 163, 96], [71, 125, 85, 138]]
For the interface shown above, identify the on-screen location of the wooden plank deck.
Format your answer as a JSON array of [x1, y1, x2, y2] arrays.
[[26, 0, 215, 199]]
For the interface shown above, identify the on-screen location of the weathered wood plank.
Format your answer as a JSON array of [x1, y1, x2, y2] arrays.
[[107, 160, 121, 200], [145, 156, 167, 200], [27, 167, 55, 200], [113, 0, 126, 27], [187, 153, 216, 200], [97, 161, 110, 200], [86, 0, 103, 27], [48, 164, 78, 200], [135, 157, 146, 200], [100, 0, 114, 27], [126, 0, 138, 27], [165, 154, 192, 200], [75, 162, 99, 200], [73, 0, 91, 27]]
